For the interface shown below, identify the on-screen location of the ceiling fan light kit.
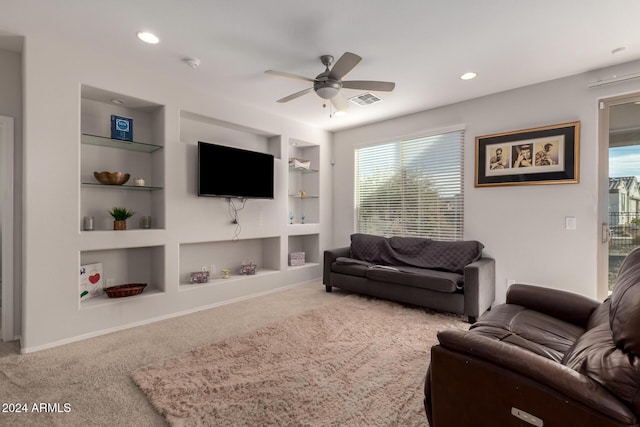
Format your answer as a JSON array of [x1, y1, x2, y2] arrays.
[[265, 51, 396, 114]]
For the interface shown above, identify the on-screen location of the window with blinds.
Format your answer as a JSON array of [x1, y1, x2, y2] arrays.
[[354, 129, 464, 240]]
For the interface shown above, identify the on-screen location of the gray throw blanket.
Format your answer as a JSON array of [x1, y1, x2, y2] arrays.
[[349, 233, 483, 274]]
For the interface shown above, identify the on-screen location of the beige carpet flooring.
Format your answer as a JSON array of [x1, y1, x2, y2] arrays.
[[0, 281, 341, 426], [0, 281, 466, 426], [133, 293, 467, 426]]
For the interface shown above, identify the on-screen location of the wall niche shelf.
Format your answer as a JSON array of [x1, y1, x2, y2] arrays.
[[288, 141, 320, 225], [180, 268, 279, 290], [287, 233, 320, 269], [81, 133, 163, 153], [80, 287, 164, 309], [81, 182, 163, 191], [288, 194, 319, 199], [80, 85, 165, 232], [80, 245, 165, 309], [289, 166, 319, 174], [178, 237, 281, 290]]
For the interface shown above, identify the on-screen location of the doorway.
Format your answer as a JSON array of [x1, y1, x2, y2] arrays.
[[0, 115, 14, 341], [599, 94, 640, 299]]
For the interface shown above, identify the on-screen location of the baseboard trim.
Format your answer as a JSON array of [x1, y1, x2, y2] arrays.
[[20, 280, 318, 354]]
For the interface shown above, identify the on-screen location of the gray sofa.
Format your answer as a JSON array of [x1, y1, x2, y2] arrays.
[[323, 233, 495, 323]]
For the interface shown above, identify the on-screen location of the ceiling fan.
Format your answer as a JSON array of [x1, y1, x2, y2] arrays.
[[265, 52, 395, 111]]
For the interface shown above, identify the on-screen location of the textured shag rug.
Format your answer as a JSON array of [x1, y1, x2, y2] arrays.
[[132, 294, 467, 426]]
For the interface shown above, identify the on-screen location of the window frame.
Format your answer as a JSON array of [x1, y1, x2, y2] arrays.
[[353, 125, 465, 241]]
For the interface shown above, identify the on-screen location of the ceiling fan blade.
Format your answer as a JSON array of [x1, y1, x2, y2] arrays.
[[331, 93, 349, 111], [329, 52, 362, 80], [342, 80, 396, 92], [265, 70, 316, 83], [277, 87, 313, 103]]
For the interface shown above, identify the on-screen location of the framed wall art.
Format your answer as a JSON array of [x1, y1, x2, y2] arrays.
[[475, 121, 580, 187]]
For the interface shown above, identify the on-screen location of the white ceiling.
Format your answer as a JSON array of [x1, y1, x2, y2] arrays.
[[2, 1, 640, 132]]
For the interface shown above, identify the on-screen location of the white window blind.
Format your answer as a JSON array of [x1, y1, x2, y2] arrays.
[[354, 129, 464, 240]]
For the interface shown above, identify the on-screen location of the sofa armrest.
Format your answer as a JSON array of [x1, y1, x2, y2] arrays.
[[323, 247, 350, 286], [463, 257, 495, 321], [432, 329, 636, 425], [506, 284, 600, 328]]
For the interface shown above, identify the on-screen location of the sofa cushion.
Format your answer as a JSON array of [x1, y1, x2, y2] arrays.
[[365, 265, 463, 293], [331, 257, 374, 277], [471, 304, 585, 362], [610, 247, 640, 356], [349, 233, 484, 274], [562, 322, 640, 415]]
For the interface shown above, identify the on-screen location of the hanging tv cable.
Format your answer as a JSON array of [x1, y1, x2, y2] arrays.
[[227, 198, 247, 241]]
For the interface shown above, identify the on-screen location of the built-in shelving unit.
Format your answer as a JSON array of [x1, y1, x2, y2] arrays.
[[78, 86, 167, 312], [80, 86, 165, 233], [66, 88, 324, 350], [19, 44, 333, 353], [288, 141, 320, 225]]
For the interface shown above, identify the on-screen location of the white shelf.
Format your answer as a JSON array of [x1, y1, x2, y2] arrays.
[[79, 229, 166, 251], [289, 166, 318, 174], [287, 262, 320, 271], [81, 182, 163, 191], [287, 223, 320, 234], [179, 268, 279, 290], [81, 133, 163, 153], [80, 287, 164, 309]]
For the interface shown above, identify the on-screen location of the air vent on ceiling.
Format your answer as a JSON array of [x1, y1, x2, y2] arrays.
[[349, 92, 383, 106]]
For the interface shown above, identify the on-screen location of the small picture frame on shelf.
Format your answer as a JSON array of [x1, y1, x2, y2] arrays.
[[80, 262, 104, 300], [110, 115, 133, 141], [289, 252, 305, 266], [240, 263, 257, 275], [190, 271, 209, 284]]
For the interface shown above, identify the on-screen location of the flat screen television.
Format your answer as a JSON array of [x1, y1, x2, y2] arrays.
[[198, 141, 274, 199]]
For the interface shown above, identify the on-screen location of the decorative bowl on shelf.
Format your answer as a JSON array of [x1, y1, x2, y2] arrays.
[[103, 283, 147, 298], [93, 171, 131, 185]]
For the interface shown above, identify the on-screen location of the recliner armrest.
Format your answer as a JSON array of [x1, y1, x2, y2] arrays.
[[506, 284, 600, 328], [323, 247, 350, 286], [435, 329, 635, 425]]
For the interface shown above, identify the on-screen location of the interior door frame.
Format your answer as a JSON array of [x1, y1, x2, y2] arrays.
[[1, 115, 14, 341], [598, 92, 640, 300]]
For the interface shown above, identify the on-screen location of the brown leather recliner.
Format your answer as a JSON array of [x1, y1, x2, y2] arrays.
[[424, 247, 640, 427]]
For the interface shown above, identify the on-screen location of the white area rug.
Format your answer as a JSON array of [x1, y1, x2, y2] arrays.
[[132, 294, 467, 426]]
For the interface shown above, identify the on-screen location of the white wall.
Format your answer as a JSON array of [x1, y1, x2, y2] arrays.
[[333, 59, 640, 303], [21, 35, 332, 351], [0, 46, 22, 339]]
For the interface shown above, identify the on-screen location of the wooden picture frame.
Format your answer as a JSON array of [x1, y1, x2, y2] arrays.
[[475, 121, 580, 187]]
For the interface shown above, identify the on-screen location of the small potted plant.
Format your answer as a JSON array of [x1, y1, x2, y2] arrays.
[[108, 207, 135, 230]]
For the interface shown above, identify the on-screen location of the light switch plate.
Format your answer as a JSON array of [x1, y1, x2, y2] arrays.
[[565, 216, 576, 230]]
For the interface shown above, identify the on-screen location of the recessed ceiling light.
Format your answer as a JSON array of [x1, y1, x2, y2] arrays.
[[460, 72, 477, 80], [137, 32, 159, 44]]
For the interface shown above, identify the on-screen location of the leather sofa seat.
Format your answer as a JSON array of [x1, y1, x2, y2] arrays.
[[471, 304, 585, 362]]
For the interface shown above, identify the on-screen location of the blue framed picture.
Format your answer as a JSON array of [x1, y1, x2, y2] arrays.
[[110, 115, 133, 141]]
